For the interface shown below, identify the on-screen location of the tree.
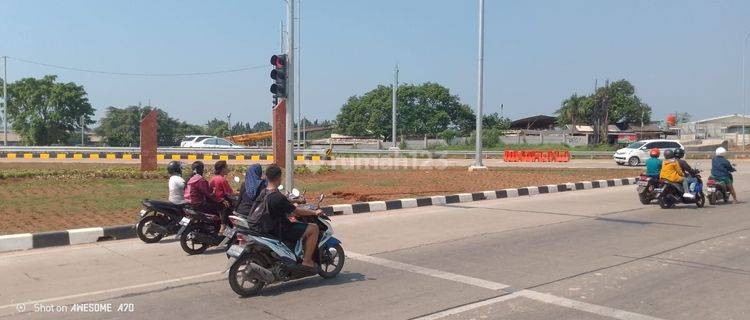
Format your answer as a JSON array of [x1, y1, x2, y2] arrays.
[[6, 75, 95, 145], [95, 105, 204, 146], [335, 82, 475, 139], [206, 118, 229, 137], [252, 121, 272, 132], [554, 79, 651, 128], [555, 93, 590, 127], [482, 112, 512, 130]]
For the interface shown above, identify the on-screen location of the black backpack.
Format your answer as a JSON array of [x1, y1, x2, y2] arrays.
[[247, 189, 277, 234]]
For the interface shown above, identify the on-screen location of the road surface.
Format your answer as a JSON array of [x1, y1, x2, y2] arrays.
[[0, 164, 748, 319]]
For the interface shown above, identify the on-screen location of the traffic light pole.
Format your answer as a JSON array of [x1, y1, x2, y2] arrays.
[[392, 64, 398, 148], [285, 0, 295, 189], [470, 0, 487, 171]]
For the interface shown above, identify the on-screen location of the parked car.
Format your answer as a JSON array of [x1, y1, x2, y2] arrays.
[[613, 139, 684, 166], [189, 137, 243, 149], [180, 135, 214, 147]]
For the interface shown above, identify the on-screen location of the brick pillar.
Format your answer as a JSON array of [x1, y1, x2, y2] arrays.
[[272, 99, 286, 167], [140, 109, 158, 171]]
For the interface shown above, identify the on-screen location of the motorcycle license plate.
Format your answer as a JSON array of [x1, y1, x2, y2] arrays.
[[637, 181, 648, 186], [707, 187, 716, 193], [227, 245, 245, 258], [179, 217, 191, 226], [224, 227, 236, 237], [139, 209, 147, 218]]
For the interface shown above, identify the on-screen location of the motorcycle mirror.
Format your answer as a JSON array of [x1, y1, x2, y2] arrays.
[[278, 184, 284, 191], [233, 176, 240, 183], [317, 193, 325, 203], [291, 188, 301, 197]]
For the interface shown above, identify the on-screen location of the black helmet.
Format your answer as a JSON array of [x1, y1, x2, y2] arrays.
[[166, 161, 182, 175], [674, 148, 685, 159], [191, 161, 205, 175], [663, 149, 674, 159]]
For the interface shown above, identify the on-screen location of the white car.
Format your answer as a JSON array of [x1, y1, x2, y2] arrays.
[[180, 135, 214, 147], [189, 137, 243, 149], [613, 139, 684, 166]]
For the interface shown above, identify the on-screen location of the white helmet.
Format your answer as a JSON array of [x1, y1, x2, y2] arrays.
[[716, 147, 727, 156]]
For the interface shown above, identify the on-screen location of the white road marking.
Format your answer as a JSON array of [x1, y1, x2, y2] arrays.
[[0, 271, 222, 311], [348, 252, 510, 291], [350, 252, 665, 320], [518, 290, 664, 320], [412, 294, 520, 320]]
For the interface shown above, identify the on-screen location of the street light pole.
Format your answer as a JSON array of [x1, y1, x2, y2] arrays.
[[470, 0, 487, 171], [285, 0, 296, 189], [3, 56, 7, 146], [392, 64, 398, 148], [742, 32, 750, 151]]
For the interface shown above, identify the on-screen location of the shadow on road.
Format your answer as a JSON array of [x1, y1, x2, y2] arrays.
[[244, 271, 372, 298]]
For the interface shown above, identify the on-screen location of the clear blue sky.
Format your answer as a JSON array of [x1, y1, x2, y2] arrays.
[[2, 0, 749, 126]]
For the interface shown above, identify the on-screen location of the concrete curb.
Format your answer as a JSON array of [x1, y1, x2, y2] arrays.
[[0, 177, 637, 253]]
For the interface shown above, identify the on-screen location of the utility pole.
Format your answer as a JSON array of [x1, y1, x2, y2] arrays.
[[2, 56, 7, 146], [80, 115, 85, 146], [285, 0, 296, 189], [392, 64, 398, 148], [227, 113, 232, 136], [297, 0, 302, 149], [470, 0, 487, 171]]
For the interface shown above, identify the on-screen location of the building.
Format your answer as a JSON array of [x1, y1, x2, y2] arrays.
[[509, 115, 557, 130], [678, 114, 750, 147]]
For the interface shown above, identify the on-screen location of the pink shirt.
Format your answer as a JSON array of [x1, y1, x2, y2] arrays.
[[184, 174, 218, 205]]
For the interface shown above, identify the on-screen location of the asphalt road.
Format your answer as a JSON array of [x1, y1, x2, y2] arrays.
[[1, 164, 748, 320]]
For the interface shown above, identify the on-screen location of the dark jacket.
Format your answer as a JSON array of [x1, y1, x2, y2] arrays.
[[711, 156, 735, 179]]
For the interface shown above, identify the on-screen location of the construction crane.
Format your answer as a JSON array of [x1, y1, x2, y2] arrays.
[[226, 131, 272, 146]]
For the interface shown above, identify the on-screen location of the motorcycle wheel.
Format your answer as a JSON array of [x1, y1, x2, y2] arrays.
[[723, 192, 730, 203], [638, 193, 651, 205], [318, 244, 345, 279], [708, 193, 717, 205], [696, 193, 705, 208], [228, 254, 266, 297], [180, 225, 208, 255], [658, 196, 674, 209], [136, 215, 166, 244]]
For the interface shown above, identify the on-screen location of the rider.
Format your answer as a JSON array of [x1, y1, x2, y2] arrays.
[[236, 164, 267, 217], [645, 148, 662, 180], [262, 164, 322, 270], [167, 161, 186, 205], [674, 148, 696, 198], [184, 161, 223, 216], [711, 147, 738, 203], [209, 160, 234, 233], [660, 149, 690, 198]]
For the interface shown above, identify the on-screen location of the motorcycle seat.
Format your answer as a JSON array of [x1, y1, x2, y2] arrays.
[[143, 199, 184, 214]]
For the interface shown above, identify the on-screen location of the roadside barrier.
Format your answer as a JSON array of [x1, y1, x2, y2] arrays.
[[503, 150, 570, 163], [0, 151, 331, 162]]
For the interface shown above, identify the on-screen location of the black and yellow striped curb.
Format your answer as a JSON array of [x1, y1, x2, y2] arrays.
[[0, 152, 331, 161], [0, 177, 636, 253]]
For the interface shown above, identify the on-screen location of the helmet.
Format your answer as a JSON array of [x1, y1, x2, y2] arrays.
[[191, 161, 205, 175], [674, 148, 685, 159], [649, 148, 660, 157], [166, 161, 182, 175], [663, 149, 674, 159], [716, 147, 726, 156]]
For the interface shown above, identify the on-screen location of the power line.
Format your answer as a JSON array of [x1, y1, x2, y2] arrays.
[[7, 56, 266, 77]]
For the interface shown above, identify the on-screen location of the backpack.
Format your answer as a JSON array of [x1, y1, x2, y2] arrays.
[[247, 189, 277, 234]]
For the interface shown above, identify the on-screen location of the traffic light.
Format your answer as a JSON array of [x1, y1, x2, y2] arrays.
[[270, 54, 287, 100]]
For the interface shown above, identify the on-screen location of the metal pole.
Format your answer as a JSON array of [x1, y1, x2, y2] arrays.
[[742, 32, 750, 151], [227, 113, 232, 135], [280, 21, 285, 53], [80, 115, 85, 146], [285, 0, 295, 189], [392, 64, 398, 148], [297, 0, 302, 149], [3, 56, 7, 146], [472, 0, 486, 169]]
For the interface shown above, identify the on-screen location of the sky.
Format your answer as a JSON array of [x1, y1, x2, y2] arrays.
[[2, 0, 750, 126]]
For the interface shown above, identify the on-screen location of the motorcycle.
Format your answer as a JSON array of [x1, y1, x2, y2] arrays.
[[135, 199, 187, 243], [706, 176, 732, 205], [176, 196, 239, 255], [655, 169, 705, 209], [636, 174, 661, 204], [223, 190, 345, 297]]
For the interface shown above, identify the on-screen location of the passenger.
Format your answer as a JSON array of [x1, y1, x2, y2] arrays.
[[674, 148, 696, 198], [659, 149, 688, 197], [167, 161, 186, 205], [644, 148, 662, 180], [184, 161, 223, 217], [235, 164, 267, 217], [209, 160, 234, 233], [711, 147, 738, 203]]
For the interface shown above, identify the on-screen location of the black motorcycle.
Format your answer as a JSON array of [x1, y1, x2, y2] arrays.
[[655, 170, 705, 209], [176, 197, 239, 255], [706, 176, 732, 205], [636, 174, 661, 204], [135, 199, 187, 243]]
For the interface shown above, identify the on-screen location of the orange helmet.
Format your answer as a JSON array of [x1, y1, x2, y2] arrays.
[[649, 148, 660, 157]]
